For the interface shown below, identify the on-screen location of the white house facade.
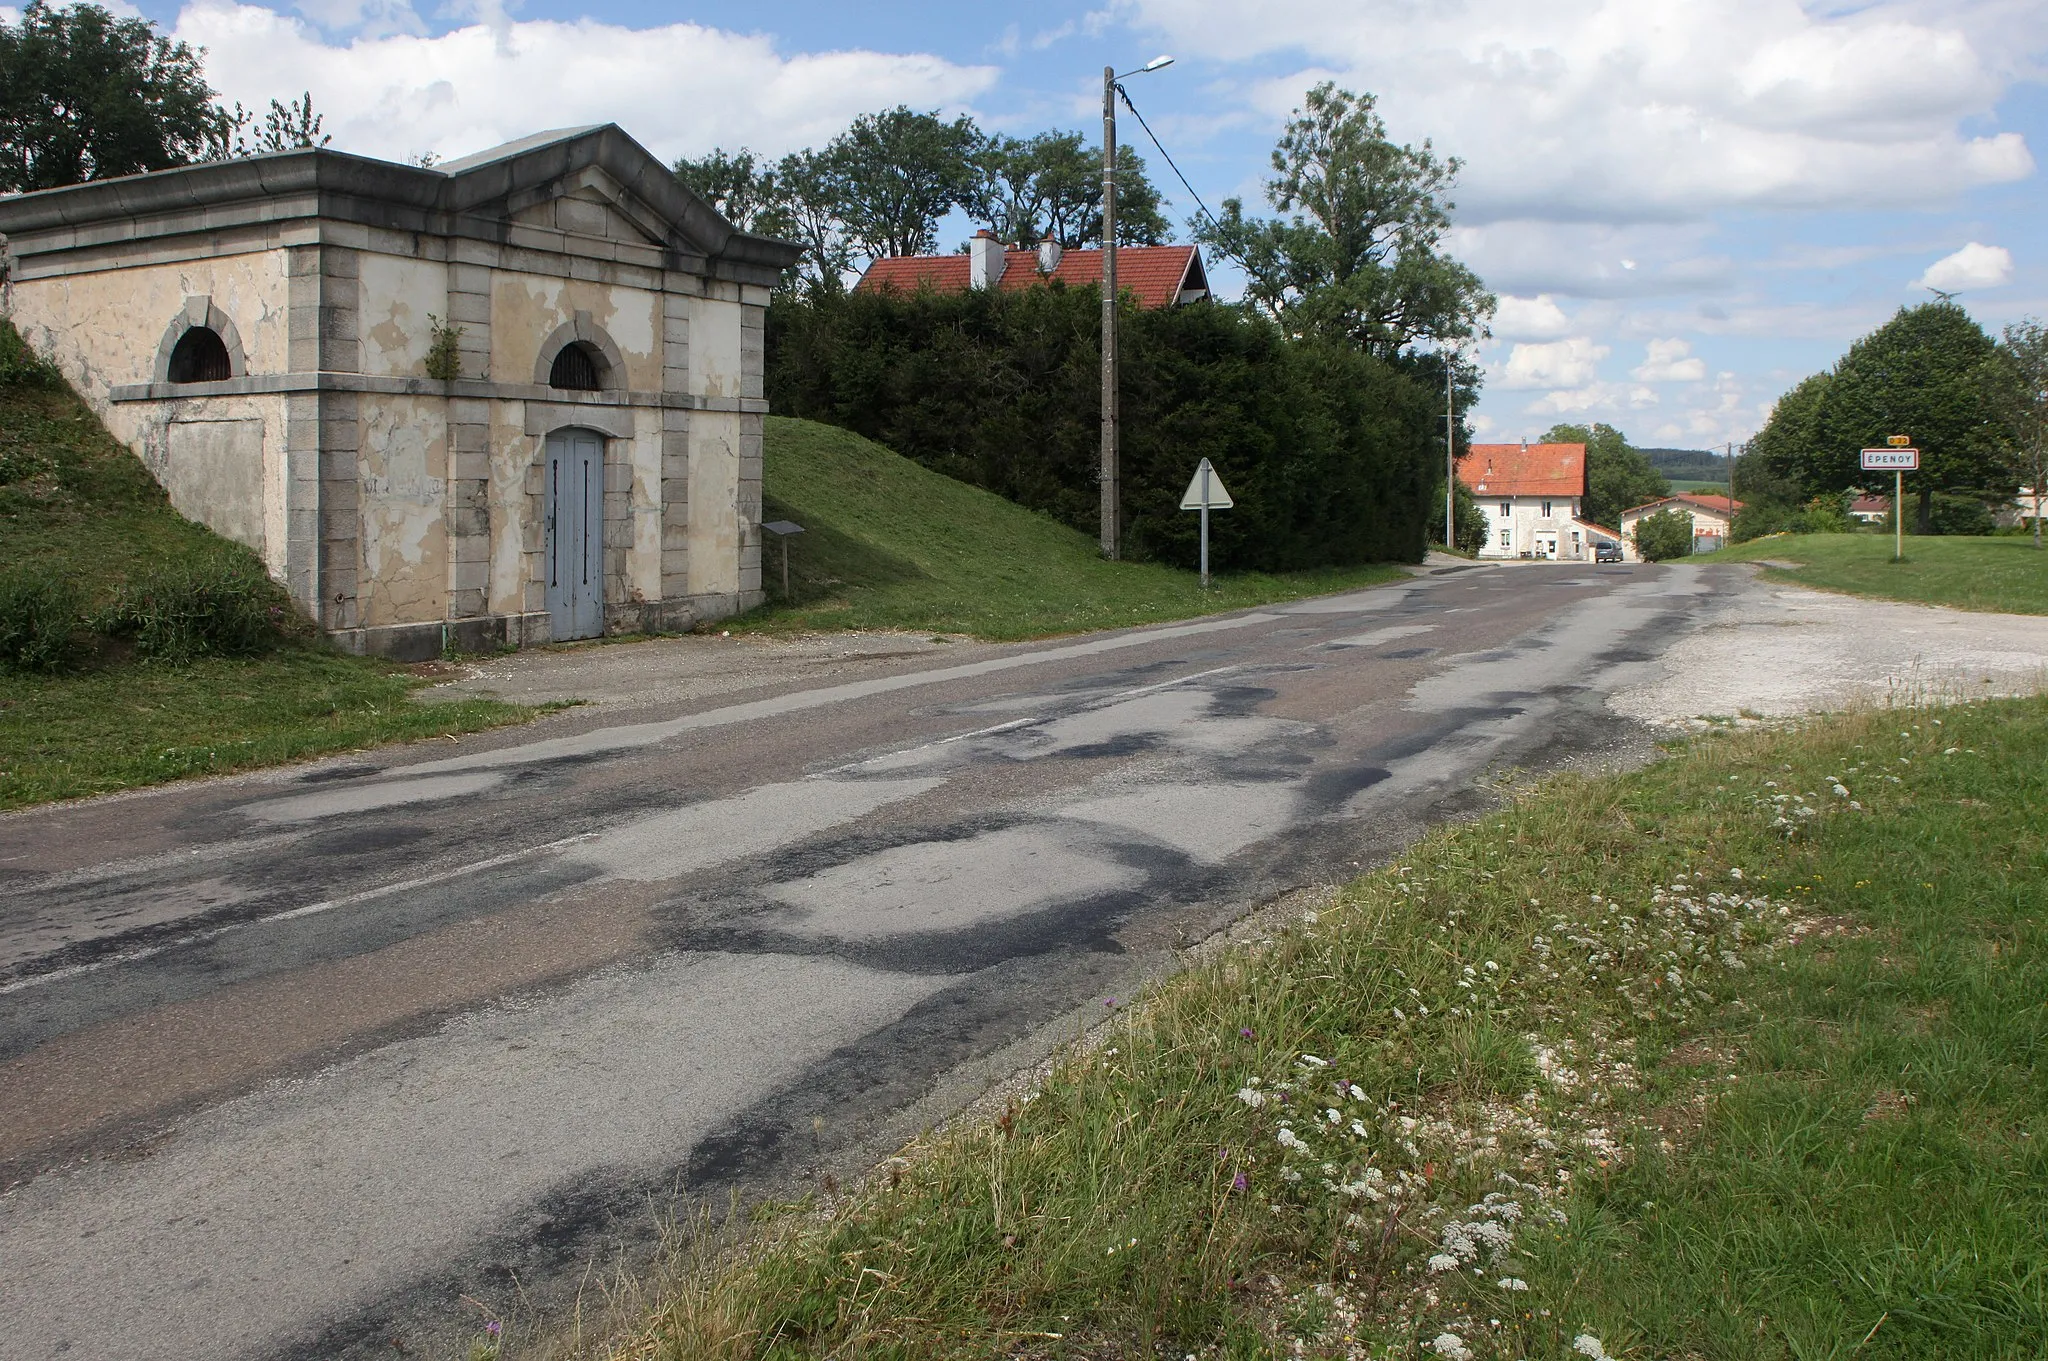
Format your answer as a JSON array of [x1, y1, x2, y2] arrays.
[[1458, 442, 1593, 560]]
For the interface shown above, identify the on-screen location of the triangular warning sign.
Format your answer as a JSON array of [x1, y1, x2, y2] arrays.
[[1180, 458, 1234, 510]]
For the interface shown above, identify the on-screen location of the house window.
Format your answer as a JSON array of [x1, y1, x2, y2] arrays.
[[1499, 528, 1511, 548], [549, 341, 606, 391], [1499, 501, 1511, 517], [1541, 499, 1553, 518], [167, 327, 232, 383]]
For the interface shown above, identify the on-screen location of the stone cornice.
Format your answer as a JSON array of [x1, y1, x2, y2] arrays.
[[108, 371, 768, 413]]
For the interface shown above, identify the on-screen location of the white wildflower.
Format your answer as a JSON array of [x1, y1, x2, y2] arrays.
[[1498, 1277, 1530, 1291], [1326, 1108, 1343, 1125], [1429, 1333, 1474, 1361], [1426, 1254, 1461, 1274], [1299, 1054, 1330, 1068], [1573, 1335, 1611, 1360], [1277, 1127, 1308, 1151], [1832, 783, 1850, 798], [1236, 1087, 1266, 1108], [1392, 1007, 1407, 1021]]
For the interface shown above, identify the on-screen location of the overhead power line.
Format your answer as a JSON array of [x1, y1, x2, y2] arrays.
[[1114, 84, 1224, 235]]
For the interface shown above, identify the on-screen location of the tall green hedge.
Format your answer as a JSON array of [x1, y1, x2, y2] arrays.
[[766, 286, 1436, 571]]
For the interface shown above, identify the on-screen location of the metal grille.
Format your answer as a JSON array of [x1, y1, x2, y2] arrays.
[[167, 327, 232, 383], [549, 343, 603, 391]]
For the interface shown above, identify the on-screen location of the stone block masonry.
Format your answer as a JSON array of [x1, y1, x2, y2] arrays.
[[0, 124, 802, 660]]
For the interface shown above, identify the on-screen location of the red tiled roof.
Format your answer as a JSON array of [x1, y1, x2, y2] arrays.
[[1622, 492, 1745, 518], [1850, 494, 1889, 513], [855, 244, 1206, 310], [1456, 443, 1586, 499]]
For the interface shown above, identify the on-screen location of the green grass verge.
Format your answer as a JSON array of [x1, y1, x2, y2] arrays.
[[1, 321, 534, 809], [749, 417, 1409, 641], [0, 653, 530, 809], [1701, 532, 2048, 615], [559, 696, 2046, 1361]]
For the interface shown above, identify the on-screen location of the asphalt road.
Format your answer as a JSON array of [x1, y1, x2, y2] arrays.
[[0, 561, 1718, 1360]]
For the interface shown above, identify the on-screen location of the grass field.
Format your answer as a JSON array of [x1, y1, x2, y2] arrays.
[[1667, 478, 1729, 495], [533, 695, 2048, 1361], [0, 321, 533, 809], [749, 417, 1409, 641], [1702, 532, 2048, 615]]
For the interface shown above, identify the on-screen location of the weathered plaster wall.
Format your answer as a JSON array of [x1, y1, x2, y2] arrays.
[[687, 290, 742, 399], [4, 250, 291, 402], [688, 411, 741, 599], [488, 406, 543, 621], [354, 395, 451, 628], [5, 253, 290, 575], [357, 254, 449, 379], [490, 270, 660, 389]]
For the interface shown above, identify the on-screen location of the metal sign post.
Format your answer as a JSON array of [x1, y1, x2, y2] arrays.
[[1179, 458, 1233, 588], [762, 520, 805, 600], [1860, 439, 1917, 562]]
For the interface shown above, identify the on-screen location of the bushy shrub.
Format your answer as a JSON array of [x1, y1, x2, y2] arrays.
[[1633, 507, 1695, 561], [768, 287, 1437, 571], [97, 551, 291, 662], [1925, 493, 1996, 537], [1732, 495, 1857, 542], [0, 570, 82, 671]]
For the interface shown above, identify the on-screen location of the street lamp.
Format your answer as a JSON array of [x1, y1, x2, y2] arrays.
[[1099, 54, 1174, 560]]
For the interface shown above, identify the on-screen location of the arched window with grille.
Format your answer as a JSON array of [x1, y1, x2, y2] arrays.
[[549, 342, 605, 392], [167, 327, 234, 383]]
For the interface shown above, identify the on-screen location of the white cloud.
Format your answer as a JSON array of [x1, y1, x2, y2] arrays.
[[171, 0, 1000, 165], [1130, 0, 2035, 223], [1490, 294, 1571, 340], [1917, 242, 2015, 293], [1497, 336, 1610, 390], [1631, 338, 1708, 383]]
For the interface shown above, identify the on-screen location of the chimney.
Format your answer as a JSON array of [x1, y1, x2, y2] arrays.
[[1037, 235, 1064, 276], [969, 230, 1006, 289]]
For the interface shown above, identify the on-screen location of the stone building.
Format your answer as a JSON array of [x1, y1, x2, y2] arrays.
[[0, 125, 800, 657]]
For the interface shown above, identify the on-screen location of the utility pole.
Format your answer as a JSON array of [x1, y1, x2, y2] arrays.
[[1094, 56, 1171, 562], [1444, 352, 1457, 551], [1099, 64, 1120, 560]]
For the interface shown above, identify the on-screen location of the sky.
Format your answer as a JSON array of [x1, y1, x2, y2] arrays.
[[31, 0, 2048, 450]]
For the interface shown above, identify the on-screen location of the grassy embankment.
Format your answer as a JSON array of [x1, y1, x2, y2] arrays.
[[542, 695, 2046, 1361], [0, 322, 531, 809], [749, 416, 1408, 642], [1701, 532, 2048, 615]]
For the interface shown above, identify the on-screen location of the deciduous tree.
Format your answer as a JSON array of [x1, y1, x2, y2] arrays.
[[964, 131, 1167, 248], [1983, 319, 2048, 548], [0, 1, 225, 191], [824, 106, 979, 262], [1541, 421, 1668, 528], [1815, 303, 2005, 533], [1195, 82, 1493, 358]]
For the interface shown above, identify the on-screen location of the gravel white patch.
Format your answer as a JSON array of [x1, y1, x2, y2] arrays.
[[1612, 570, 2048, 726]]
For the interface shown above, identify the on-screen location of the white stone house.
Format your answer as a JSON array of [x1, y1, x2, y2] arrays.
[[1457, 442, 1596, 560], [1617, 493, 1743, 561], [0, 125, 801, 658]]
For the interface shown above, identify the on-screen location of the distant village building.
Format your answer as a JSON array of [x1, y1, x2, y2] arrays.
[[1849, 493, 1890, 524], [1618, 493, 1744, 560], [855, 232, 1211, 309], [1456, 441, 1612, 560], [0, 125, 800, 658]]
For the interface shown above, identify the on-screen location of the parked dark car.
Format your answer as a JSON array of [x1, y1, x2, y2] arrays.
[[1595, 541, 1625, 563]]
